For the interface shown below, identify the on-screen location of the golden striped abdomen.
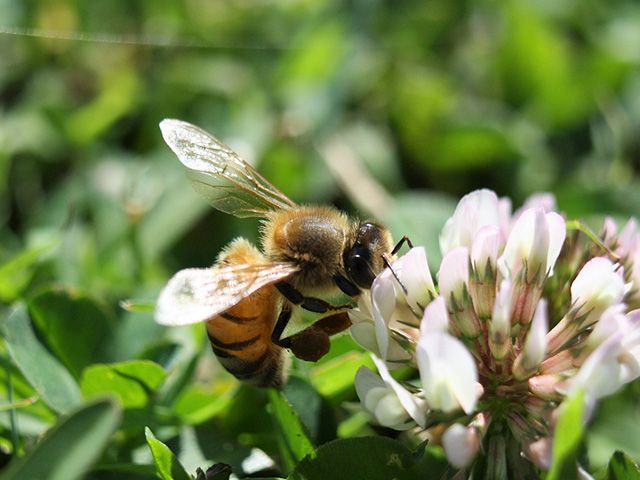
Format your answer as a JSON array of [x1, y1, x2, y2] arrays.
[[206, 282, 286, 387]]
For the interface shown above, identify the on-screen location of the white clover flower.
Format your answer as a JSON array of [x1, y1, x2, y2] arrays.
[[497, 207, 566, 282], [439, 189, 507, 255], [571, 257, 629, 321], [349, 188, 640, 477]]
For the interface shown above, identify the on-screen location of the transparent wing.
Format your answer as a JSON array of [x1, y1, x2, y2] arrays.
[[160, 118, 297, 218], [155, 262, 298, 326]]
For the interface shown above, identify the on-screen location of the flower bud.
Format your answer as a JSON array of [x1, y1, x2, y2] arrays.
[[513, 299, 548, 380], [439, 189, 503, 255], [442, 423, 481, 468], [470, 225, 501, 318], [523, 437, 552, 471], [498, 208, 565, 283], [438, 247, 481, 337], [355, 367, 413, 430], [571, 257, 629, 327], [489, 280, 512, 360], [392, 247, 437, 311]]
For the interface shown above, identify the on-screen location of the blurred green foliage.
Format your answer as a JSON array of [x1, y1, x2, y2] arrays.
[[1, 0, 640, 478]]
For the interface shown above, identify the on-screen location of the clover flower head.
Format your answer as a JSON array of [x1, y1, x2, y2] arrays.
[[351, 189, 640, 477]]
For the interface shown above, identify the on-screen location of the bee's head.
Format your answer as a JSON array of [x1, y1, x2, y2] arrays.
[[344, 221, 393, 290]]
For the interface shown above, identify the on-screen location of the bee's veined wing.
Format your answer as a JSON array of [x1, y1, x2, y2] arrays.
[[160, 119, 297, 218], [155, 262, 298, 326]]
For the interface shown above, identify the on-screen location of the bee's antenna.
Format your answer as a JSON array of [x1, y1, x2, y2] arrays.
[[382, 254, 408, 296]]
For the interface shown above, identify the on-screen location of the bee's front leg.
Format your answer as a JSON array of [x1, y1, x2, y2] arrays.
[[275, 282, 352, 313]]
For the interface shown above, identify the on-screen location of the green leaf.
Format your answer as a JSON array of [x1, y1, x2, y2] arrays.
[[0, 238, 58, 303], [0, 398, 121, 480], [145, 427, 191, 480], [1, 304, 81, 414], [268, 388, 315, 472], [548, 390, 585, 480], [289, 437, 414, 480], [588, 385, 640, 468], [310, 350, 375, 403], [282, 376, 336, 445], [400, 444, 449, 480], [606, 451, 640, 480], [29, 288, 114, 379], [172, 383, 236, 425], [81, 360, 166, 409]]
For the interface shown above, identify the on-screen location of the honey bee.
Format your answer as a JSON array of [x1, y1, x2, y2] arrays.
[[155, 119, 407, 386]]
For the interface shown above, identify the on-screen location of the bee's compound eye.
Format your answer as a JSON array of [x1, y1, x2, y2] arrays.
[[345, 246, 375, 289]]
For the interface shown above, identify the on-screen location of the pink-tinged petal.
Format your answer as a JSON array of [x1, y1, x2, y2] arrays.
[[417, 332, 479, 414], [491, 280, 512, 333], [618, 217, 638, 254], [526, 300, 549, 364], [588, 304, 628, 348], [516, 192, 556, 217], [602, 217, 618, 245], [544, 212, 566, 276], [523, 437, 552, 470], [602, 216, 618, 245], [571, 257, 627, 320], [439, 189, 502, 254], [373, 356, 427, 427], [499, 208, 565, 281], [471, 225, 502, 277], [420, 296, 450, 336], [513, 299, 548, 380], [528, 374, 563, 401], [498, 197, 512, 240], [562, 333, 626, 400], [438, 247, 470, 303], [393, 247, 436, 310], [498, 208, 547, 280], [442, 423, 481, 468], [489, 280, 512, 360]]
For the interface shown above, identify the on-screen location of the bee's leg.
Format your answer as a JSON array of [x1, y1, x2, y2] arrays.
[[275, 282, 352, 314], [390, 236, 413, 255], [333, 274, 360, 297], [271, 303, 293, 345], [275, 310, 352, 362]]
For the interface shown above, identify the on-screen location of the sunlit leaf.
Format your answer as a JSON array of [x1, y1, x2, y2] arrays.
[[606, 451, 640, 480], [548, 390, 585, 480], [1, 304, 81, 414], [145, 427, 191, 480], [282, 376, 336, 445], [81, 360, 166, 409], [310, 348, 374, 403], [267, 388, 315, 472], [29, 288, 114, 379]]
